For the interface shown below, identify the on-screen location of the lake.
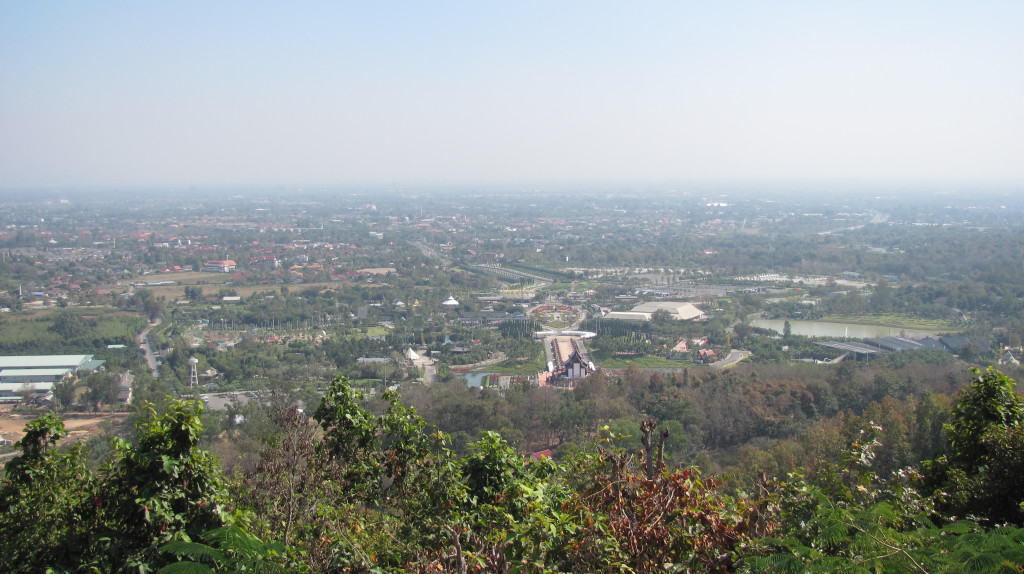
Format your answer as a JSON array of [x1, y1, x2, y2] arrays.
[[750, 319, 952, 339]]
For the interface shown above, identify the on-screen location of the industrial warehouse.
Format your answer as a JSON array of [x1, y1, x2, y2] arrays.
[[0, 354, 105, 402]]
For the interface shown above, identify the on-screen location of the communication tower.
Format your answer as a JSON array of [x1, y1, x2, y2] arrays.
[[188, 357, 199, 388]]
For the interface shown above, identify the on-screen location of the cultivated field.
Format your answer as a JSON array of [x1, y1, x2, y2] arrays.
[[126, 277, 386, 300], [820, 314, 958, 331]]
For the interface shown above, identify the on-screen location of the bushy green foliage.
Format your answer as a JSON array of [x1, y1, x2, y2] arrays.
[[746, 481, 1024, 574], [0, 414, 97, 572], [94, 399, 228, 569], [159, 525, 283, 574], [315, 376, 443, 505], [923, 367, 1024, 524], [0, 400, 229, 573], [945, 367, 1024, 466], [743, 372, 1024, 572], [6, 369, 1024, 573]]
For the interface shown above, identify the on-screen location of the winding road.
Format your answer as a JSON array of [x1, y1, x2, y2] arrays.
[[709, 349, 752, 370], [136, 318, 161, 378]]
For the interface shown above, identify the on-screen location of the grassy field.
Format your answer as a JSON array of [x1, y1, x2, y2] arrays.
[[0, 307, 145, 353], [594, 354, 691, 370], [544, 280, 598, 291], [342, 325, 391, 340], [486, 350, 547, 376], [820, 314, 958, 331], [538, 320, 573, 329], [121, 271, 231, 299]]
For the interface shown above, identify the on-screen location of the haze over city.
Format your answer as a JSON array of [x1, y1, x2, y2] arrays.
[[3, 1, 1023, 191], [8, 3, 1024, 572]]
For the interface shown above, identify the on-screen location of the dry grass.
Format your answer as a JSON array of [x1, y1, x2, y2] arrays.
[[149, 280, 388, 301], [0, 408, 130, 445], [132, 271, 231, 283]]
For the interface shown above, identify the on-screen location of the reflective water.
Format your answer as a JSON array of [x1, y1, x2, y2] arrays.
[[750, 319, 952, 339], [463, 372, 499, 388]]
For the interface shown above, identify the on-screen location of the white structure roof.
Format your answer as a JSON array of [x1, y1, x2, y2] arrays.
[[605, 311, 652, 322], [0, 382, 55, 392], [0, 368, 73, 377], [0, 355, 92, 369], [605, 302, 704, 322], [405, 348, 420, 361], [631, 301, 704, 321], [442, 295, 460, 306]]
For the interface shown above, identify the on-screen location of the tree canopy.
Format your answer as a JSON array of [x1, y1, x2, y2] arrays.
[[3, 371, 1024, 572]]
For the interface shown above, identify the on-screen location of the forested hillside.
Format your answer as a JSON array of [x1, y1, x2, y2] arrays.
[[3, 368, 1023, 573]]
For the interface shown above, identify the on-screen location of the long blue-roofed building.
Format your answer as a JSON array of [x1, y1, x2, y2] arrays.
[[0, 354, 105, 402]]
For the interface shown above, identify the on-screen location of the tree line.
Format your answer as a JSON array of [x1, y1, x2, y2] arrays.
[[4, 367, 1024, 572]]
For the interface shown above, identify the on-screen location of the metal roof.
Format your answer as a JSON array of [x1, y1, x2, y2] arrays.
[[0, 355, 92, 369], [0, 382, 55, 392], [0, 368, 74, 377], [864, 337, 925, 352], [817, 341, 881, 354]]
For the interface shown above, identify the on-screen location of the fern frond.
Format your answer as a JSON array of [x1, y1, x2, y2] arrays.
[[203, 525, 265, 555], [158, 540, 226, 564], [157, 563, 216, 574], [961, 552, 1000, 572]]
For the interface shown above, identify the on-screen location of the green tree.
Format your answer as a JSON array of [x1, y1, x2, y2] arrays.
[[0, 414, 97, 573], [52, 378, 77, 411], [50, 309, 88, 338], [651, 308, 673, 325], [745, 481, 1024, 574], [96, 399, 227, 570], [184, 286, 204, 301], [134, 289, 163, 321], [314, 375, 442, 504], [926, 368, 1024, 524], [870, 279, 895, 313], [945, 367, 1024, 466], [84, 371, 121, 410]]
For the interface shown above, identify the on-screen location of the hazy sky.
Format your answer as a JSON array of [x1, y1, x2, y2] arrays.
[[2, 1, 1022, 189]]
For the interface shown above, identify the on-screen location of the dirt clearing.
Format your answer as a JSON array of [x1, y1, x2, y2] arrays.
[[0, 407, 130, 445]]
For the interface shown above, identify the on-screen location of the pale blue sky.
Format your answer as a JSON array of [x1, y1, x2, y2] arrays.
[[2, 1, 1022, 189]]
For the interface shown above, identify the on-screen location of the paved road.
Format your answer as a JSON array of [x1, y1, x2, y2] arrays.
[[412, 241, 451, 266], [409, 357, 436, 384], [136, 318, 161, 378], [199, 391, 261, 410], [472, 264, 551, 292], [709, 349, 752, 370], [422, 363, 436, 384], [450, 352, 507, 372]]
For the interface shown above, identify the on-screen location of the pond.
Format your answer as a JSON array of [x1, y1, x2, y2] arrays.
[[463, 372, 500, 388], [750, 319, 953, 339]]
